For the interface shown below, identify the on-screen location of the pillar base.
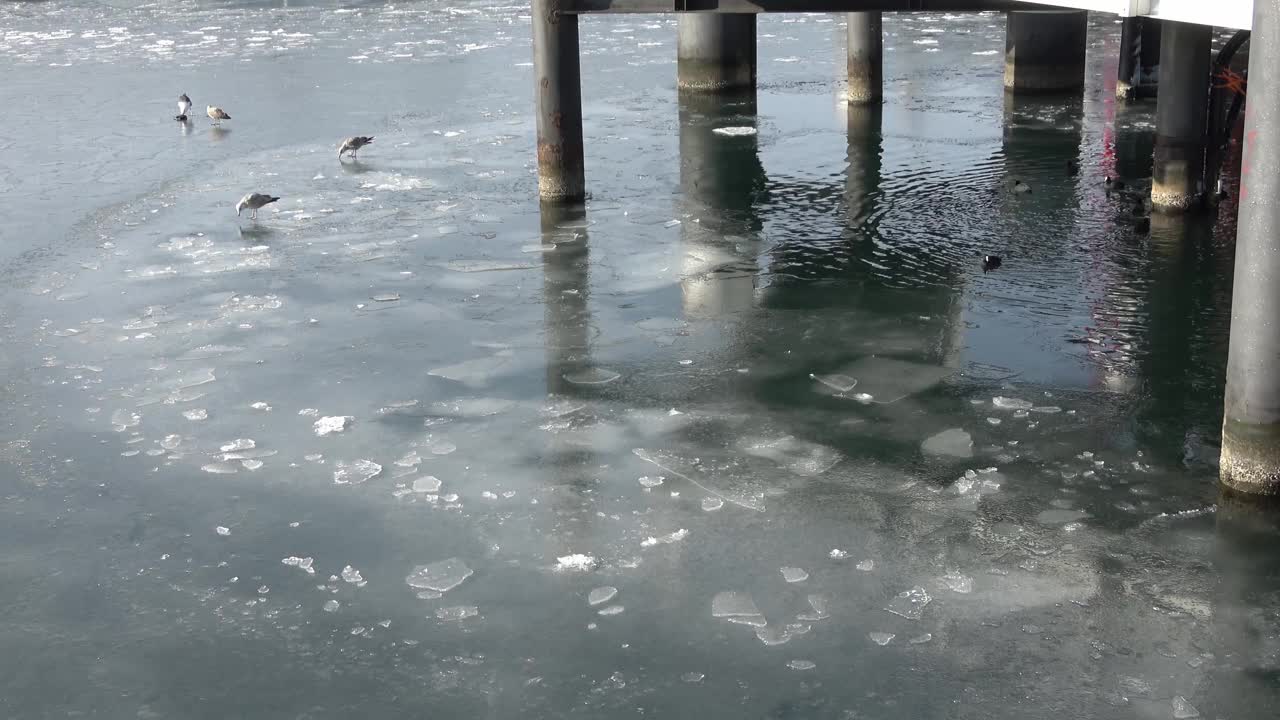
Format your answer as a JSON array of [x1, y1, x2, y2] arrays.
[[1152, 142, 1203, 211], [677, 15, 757, 94], [1003, 11, 1088, 95], [1221, 419, 1280, 497], [1116, 79, 1159, 101]]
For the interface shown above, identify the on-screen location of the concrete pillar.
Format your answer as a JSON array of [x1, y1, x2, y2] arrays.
[[847, 12, 883, 105], [1221, 0, 1280, 497], [532, 0, 585, 202], [677, 14, 757, 93], [1003, 10, 1088, 94], [1151, 21, 1211, 213], [1116, 17, 1162, 100]]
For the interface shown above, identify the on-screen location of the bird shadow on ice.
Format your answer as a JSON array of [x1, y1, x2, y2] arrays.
[[338, 159, 376, 176], [237, 224, 276, 241], [208, 126, 231, 142]]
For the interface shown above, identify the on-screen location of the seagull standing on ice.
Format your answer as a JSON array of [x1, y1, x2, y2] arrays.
[[338, 136, 374, 160], [236, 192, 280, 220], [207, 105, 231, 125], [176, 93, 191, 121]]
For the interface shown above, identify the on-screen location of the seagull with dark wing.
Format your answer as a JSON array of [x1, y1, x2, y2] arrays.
[[176, 93, 191, 121], [236, 192, 280, 220], [207, 104, 231, 125], [338, 136, 374, 160]]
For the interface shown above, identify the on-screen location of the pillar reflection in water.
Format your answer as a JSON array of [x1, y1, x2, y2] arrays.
[[845, 103, 884, 232], [1207, 493, 1280, 718], [1112, 103, 1156, 181], [677, 90, 767, 320], [1001, 93, 1084, 186], [540, 204, 592, 397]]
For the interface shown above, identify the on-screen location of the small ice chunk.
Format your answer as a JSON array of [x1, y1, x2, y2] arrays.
[[756, 626, 802, 646], [885, 586, 931, 620], [183, 409, 208, 421], [1171, 697, 1200, 719], [588, 586, 618, 606], [563, 367, 621, 385], [314, 415, 354, 436], [992, 396, 1033, 411], [298, 408, 320, 417], [201, 462, 237, 474], [215, 526, 230, 536], [554, 554, 598, 572], [941, 571, 973, 593], [395, 450, 422, 467], [242, 459, 263, 471], [371, 293, 401, 302], [111, 409, 141, 431], [333, 459, 382, 485], [922, 428, 974, 458], [641, 528, 688, 548], [701, 497, 724, 512], [597, 605, 625, 616], [797, 594, 831, 621], [220, 438, 255, 452], [787, 660, 816, 671], [726, 615, 768, 627], [161, 434, 183, 450], [811, 373, 857, 393], [869, 632, 895, 646], [323, 599, 340, 612], [829, 549, 848, 559], [406, 558, 473, 592], [681, 672, 705, 683], [780, 567, 809, 583], [341, 565, 364, 584], [711, 591, 760, 618], [712, 126, 758, 137], [638, 475, 664, 488], [856, 559, 875, 572], [909, 633, 933, 645], [250, 401, 272, 411], [436, 605, 479, 621], [412, 476, 442, 493]]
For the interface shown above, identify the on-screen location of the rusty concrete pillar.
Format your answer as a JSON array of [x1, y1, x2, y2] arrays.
[[1151, 20, 1211, 213], [847, 12, 883, 105], [1003, 10, 1088, 94], [532, 0, 585, 201], [677, 14, 757, 93]]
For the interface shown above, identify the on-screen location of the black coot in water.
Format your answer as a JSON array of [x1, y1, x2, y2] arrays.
[[982, 255, 1003, 272]]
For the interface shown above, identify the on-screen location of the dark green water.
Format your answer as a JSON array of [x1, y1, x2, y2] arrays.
[[1, 2, 1277, 718]]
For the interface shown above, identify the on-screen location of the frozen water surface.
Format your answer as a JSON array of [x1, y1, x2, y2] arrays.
[[1, 4, 1273, 718]]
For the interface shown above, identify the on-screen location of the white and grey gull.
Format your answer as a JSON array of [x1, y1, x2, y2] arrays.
[[236, 192, 280, 220], [338, 135, 374, 160], [176, 93, 191, 121], [207, 104, 231, 125]]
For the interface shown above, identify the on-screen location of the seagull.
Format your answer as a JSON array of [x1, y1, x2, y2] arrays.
[[207, 105, 231, 125], [1012, 179, 1032, 194], [338, 136, 374, 160], [176, 93, 191, 121], [236, 192, 280, 220]]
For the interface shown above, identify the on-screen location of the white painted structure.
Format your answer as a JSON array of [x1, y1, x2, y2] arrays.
[[1013, 0, 1253, 30]]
